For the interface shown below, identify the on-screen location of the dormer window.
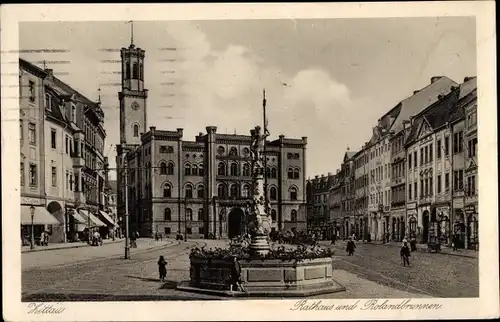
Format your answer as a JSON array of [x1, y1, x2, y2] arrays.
[[45, 94, 51, 111]]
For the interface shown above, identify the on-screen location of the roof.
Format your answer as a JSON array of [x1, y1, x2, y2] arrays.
[[390, 76, 458, 134], [459, 77, 477, 99]]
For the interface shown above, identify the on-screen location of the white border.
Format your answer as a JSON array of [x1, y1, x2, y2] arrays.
[[1, 2, 498, 321]]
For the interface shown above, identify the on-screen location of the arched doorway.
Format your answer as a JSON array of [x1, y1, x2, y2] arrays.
[[228, 208, 245, 239], [47, 201, 64, 243], [399, 217, 405, 241], [422, 210, 430, 243]]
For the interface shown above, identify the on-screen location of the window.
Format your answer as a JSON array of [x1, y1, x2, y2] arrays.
[[429, 143, 433, 162], [198, 208, 204, 222], [420, 180, 424, 198], [271, 167, 277, 178], [290, 187, 298, 200], [444, 136, 450, 156], [186, 227, 192, 235], [217, 162, 226, 176], [468, 138, 478, 157], [71, 104, 76, 123], [164, 227, 171, 235], [126, 63, 131, 79], [291, 210, 297, 222], [192, 164, 198, 176], [414, 182, 417, 199], [28, 81, 35, 102], [132, 62, 139, 79], [445, 173, 450, 190], [413, 151, 417, 168], [429, 177, 433, 196], [217, 184, 226, 198], [51, 166, 57, 187], [271, 209, 277, 221], [167, 162, 174, 175], [467, 175, 476, 196], [270, 186, 277, 200], [230, 163, 238, 176], [420, 148, 424, 165], [185, 185, 193, 198], [468, 111, 477, 127], [184, 164, 191, 176], [242, 185, 250, 198], [437, 175, 442, 194], [453, 131, 464, 153], [197, 185, 205, 198], [160, 162, 167, 175], [20, 162, 25, 186], [408, 154, 412, 169], [164, 208, 171, 221], [74, 173, 79, 192], [29, 163, 37, 186], [186, 208, 193, 221], [288, 167, 293, 179], [65, 136, 69, 154], [229, 147, 238, 156], [133, 124, 139, 137], [163, 184, 172, 198], [243, 163, 250, 177], [454, 170, 464, 191], [293, 168, 300, 180], [28, 123, 36, 144], [230, 184, 239, 198]]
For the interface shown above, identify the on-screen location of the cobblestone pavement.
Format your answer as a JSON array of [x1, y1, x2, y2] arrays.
[[23, 239, 432, 301], [321, 240, 479, 298], [22, 238, 175, 271]]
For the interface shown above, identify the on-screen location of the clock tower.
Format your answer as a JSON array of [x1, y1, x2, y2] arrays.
[[119, 40, 148, 146]]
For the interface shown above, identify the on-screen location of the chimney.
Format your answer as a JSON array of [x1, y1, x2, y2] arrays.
[[315, 175, 319, 179], [464, 76, 474, 82], [199, 132, 203, 137], [431, 76, 443, 84], [413, 90, 420, 95], [438, 94, 445, 100]]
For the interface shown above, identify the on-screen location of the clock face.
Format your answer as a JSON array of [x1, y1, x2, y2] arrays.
[[131, 102, 139, 110]]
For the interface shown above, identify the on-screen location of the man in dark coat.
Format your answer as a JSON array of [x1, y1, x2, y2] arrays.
[[230, 256, 244, 292], [400, 242, 411, 266]]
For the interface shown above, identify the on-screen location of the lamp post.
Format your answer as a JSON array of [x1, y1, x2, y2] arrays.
[[30, 205, 35, 250]]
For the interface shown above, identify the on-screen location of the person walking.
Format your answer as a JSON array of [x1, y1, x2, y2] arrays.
[[346, 237, 356, 256], [39, 231, 45, 246], [157, 255, 168, 282], [230, 256, 244, 292], [400, 242, 411, 267]]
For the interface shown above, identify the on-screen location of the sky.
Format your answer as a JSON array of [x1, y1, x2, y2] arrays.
[[19, 18, 476, 179]]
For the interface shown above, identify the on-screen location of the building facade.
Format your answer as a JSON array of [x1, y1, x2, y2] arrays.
[[116, 39, 308, 238], [353, 148, 369, 240], [327, 171, 342, 239], [20, 58, 111, 244], [307, 173, 335, 239], [339, 151, 356, 239]]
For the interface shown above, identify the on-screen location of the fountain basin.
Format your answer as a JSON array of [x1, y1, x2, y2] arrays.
[[177, 257, 346, 297]]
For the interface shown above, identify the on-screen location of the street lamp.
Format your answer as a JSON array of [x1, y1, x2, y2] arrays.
[[30, 205, 35, 250]]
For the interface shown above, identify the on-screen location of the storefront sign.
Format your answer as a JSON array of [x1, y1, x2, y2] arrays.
[[436, 206, 450, 215], [21, 196, 45, 206], [465, 205, 476, 214], [406, 202, 417, 210]]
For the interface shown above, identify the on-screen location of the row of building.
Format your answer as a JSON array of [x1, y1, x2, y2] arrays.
[[307, 76, 478, 250], [19, 58, 118, 245], [115, 39, 308, 239]]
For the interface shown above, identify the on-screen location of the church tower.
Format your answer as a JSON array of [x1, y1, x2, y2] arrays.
[[119, 23, 148, 147]]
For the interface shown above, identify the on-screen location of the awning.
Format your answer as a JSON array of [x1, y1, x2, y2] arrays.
[[78, 210, 106, 227], [21, 206, 61, 225], [70, 211, 87, 224], [99, 210, 117, 227]]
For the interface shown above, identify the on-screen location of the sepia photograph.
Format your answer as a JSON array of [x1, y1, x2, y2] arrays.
[[1, 2, 498, 321]]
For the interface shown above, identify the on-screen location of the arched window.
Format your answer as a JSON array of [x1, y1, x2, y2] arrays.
[[185, 184, 193, 198], [271, 167, 278, 179], [163, 183, 172, 198], [198, 208, 204, 221], [217, 184, 226, 198], [197, 185, 205, 198], [266, 167, 271, 178], [184, 164, 191, 176], [271, 209, 277, 221], [192, 164, 198, 176], [167, 162, 174, 175], [218, 162, 226, 176], [291, 209, 297, 221], [230, 184, 239, 198], [229, 147, 238, 156], [164, 208, 171, 221], [293, 168, 300, 179], [287, 167, 293, 179], [242, 185, 250, 198], [133, 124, 139, 137], [159, 162, 167, 175], [139, 63, 143, 80], [186, 208, 193, 221], [132, 62, 138, 79], [270, 186, 278, 200], [198, 164, 204, 177], [125, 63, 131, 79], [243, 163, 250, 177], [230, 163, 238, 176], [290, 187, 298, 200]]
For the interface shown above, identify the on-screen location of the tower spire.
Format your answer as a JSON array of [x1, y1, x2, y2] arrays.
[[126, 20, 134, 46], [98, 87, 101, 103]]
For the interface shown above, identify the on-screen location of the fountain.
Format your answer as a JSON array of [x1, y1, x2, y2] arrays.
[[176, 92, 345, 297]]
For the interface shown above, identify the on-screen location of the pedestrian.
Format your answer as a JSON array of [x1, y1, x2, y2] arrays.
[[346, 237, 356, 256], [130, 231, 137, 248], [400, 242, 411, 267], [402, 236, 408, 246], [230, 256, 244, 292], [39, 231, 45, 246], [452, 234, 458, 251], [157, 255, 168, 282]]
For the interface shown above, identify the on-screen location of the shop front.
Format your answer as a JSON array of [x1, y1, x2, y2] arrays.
[[465, 204, 478, 250]]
